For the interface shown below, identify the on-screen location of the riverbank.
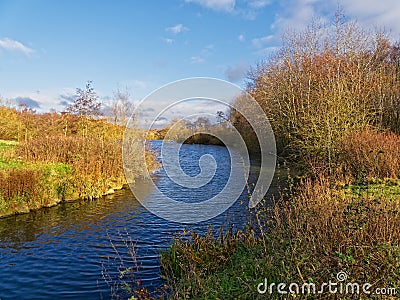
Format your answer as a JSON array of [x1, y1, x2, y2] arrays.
[[0, 106, 156, 219], [158, 132, 400, 297], [160, 172, 400, 298], [0, 137, 127, 218], [158, 13, 400, 298], [158, 129, 400, 298]]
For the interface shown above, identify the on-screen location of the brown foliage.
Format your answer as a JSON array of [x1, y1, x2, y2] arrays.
[[0, 106, 21, 140], [18, 134, 125, 198], [243, 17, 400, 169], [267, 175, 400, 287], [339, 128, 400, 180], [0, 169, 43, 203]]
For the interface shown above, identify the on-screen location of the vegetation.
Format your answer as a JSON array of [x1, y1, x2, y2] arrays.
[[146, 117, 228, 147], [232, 14, 400, 171], [66, 80, 101, 117], [0, 83, 154, 218], [0, 10, 399, 300], [161, 176, 400, 299], [160, 13, 400, 300]]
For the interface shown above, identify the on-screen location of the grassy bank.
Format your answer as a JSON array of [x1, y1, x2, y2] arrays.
[[0, 106, 154, 218], [0, 140, 74, 214], [160, 136, 400, 298], [161, 176, 400, 299]]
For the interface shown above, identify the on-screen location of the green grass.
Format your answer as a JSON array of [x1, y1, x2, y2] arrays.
[[0, 139, 77, 216], [0, 139, 18, 166], [343, 179, 400, 201], [0, 139, 18, 148], [0, 158, 24, 169], [0, 139, 71, 172], [0, 156, 70, 172]]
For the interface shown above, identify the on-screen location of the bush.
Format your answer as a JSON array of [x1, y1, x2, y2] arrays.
[[161, 227, 257, 299], [339, 128, 400, 180], [162, 176, 400, 299], [0, 168, 43, 205], [18, 135, 126, 199], [263, 176, 400, 296], [242, 17, 400, 170]]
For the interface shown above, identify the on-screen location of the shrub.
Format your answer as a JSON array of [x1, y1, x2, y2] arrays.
[[263, 176, 400, 295], [242, 16, 400, 170], [0, 168, 43, 204], [18, 135, 126, 198], [339, 128, 400, 180], [162, 176, 400, 299]]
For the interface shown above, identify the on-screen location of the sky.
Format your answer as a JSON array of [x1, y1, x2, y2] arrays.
[[0, 0, 399, 112]]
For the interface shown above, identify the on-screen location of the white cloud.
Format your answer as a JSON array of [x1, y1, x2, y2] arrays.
[[185, 0, 235, 12], [265, 0, 400, 43], [190, 56, 205, 64], [254, 46, 280, 56], [0, 37, 34, 56], [162, 38, 174, 44], [188, 44, 214, 64], [6, 88, 70, 112], [166, 24, 189, 34], [249, 0, 271, 9], [132, 80, 147, 89], [238, 34, 245, 41], [340, 0, 400, 36], [185, 0, 273, 19], [271, 1, 318, 32], [252, 35, 274, 48], [201, 44, 214, 55]]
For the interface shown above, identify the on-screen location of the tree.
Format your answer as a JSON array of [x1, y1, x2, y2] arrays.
[[240, 13, 400, 171], [194, 117, 211, 129], [216, 110, 229, 126], [67, 81, 101, 118], [111, 87, 134, 126]]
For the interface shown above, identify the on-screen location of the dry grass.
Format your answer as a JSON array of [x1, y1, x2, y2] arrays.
[[160, 226, 258, 299], [0, 105, 156, 215], [17, 134, 126, 200], [267, 176, 400, 286], [161, 176, 400, 299], [102, 232, 155, 299]]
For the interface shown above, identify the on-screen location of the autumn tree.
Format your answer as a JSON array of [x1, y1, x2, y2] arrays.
[[240, 14, 400, 171], [0, 99, 21, 140]]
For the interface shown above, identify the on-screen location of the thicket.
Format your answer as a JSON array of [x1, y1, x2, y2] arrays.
[[233, 15, 400, 173]]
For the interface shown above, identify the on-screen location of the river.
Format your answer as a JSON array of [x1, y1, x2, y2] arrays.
[[0, 141, 273, 299]]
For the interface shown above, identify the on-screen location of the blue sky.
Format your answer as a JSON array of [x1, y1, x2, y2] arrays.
[[0, 0, 399, 112]]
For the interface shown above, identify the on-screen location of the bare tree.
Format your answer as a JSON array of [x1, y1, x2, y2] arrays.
[[111, 87, 134, 126], [67, 81, 101, 118], [240, 12, 400, 170]]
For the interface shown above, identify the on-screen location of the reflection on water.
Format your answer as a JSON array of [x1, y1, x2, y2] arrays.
[[0, 142, 272, 299]]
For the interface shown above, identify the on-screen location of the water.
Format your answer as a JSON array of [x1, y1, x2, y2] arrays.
[[0, 142, 270, 299]]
